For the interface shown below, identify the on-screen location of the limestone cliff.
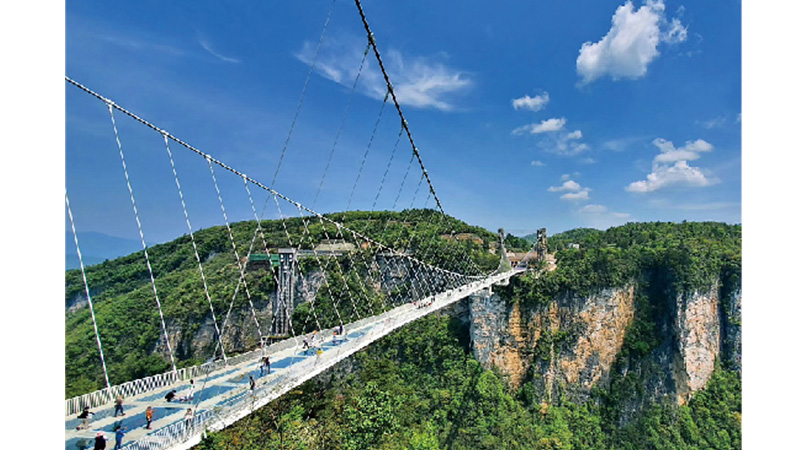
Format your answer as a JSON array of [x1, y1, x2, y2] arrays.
[[470, 284, 635, 399], [469, 279, 741, 409]]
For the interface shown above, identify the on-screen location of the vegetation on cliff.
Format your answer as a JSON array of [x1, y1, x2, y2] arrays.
[[195, 221, 740, 449], [65, 210, 500, 397], [65, 219, 741, 449]]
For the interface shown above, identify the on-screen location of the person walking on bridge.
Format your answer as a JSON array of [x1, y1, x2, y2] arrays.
[[261, 356, 271, 376], [145, 406, 154, 429], [113, 395, 125, 417], [93, 432, 106, 450], [113, 426, 127, 450], [76, 406, 94, 430]]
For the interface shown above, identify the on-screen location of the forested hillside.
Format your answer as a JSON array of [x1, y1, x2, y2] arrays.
[[65, 218, 741, 450], [65, 210, 501, 397], [195, 221, 741, 450]]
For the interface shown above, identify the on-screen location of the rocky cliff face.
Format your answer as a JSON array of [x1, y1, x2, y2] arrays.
[[470, 285, 635, 401], [673, 285, 721, 405], [469, 280, 741, 408]]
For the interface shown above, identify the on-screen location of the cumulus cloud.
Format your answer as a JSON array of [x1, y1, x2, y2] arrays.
[[531, 160, 545, 167], [548, 180, 583, 192], [651, 138, 713, 163], [296, 35, 471, 111], [548, 178, 591, 201], [576, 0, 688, 84], [512, 92, 550, 111], [512, 117, 566, 135], [626, 137, 719, 193]]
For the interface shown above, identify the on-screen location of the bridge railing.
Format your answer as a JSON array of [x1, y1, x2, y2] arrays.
[[65, 334, 305, 416]]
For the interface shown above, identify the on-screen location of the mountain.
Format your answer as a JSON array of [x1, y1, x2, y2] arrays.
[[65, 231, 141, 270], [65, 216, 741, 449]]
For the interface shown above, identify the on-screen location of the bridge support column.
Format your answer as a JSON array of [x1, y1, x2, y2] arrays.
[[272, 248, 297, 337]]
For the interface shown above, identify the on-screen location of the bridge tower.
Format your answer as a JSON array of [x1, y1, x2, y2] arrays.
[[535, 228, 548, 264], [272, 248, 298, 337]]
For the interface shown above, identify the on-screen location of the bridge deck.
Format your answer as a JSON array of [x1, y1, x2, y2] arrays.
[[65, 269, 522, 450]]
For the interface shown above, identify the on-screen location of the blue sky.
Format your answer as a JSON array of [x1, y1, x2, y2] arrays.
[[64, 0, 741, 245]]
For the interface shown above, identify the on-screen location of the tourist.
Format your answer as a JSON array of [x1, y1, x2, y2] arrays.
[[93, 431, 106, 450], [145, 406, 154, 430], [263, 356, 271, 375], [184, 408, 194, 428], [76, 406, 94, 430], [187, 379, 195, 401], [113, 426, 126, 450], [113, 395, 125, 417], [165, 389, 177, 402], [249, 375, 256, 393]]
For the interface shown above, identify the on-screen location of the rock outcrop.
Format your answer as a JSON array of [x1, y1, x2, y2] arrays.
[[469, 284, 636, 400], [469, 280, 741, 409]]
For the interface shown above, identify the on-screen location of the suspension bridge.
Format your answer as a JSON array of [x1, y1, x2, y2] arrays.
[[65, 2, 539, 449]]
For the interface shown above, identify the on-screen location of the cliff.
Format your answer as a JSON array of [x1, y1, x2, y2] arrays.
[[469, 278, 741, 411]]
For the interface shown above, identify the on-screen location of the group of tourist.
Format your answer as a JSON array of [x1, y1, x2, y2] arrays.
[[76, 327, 353, 449]]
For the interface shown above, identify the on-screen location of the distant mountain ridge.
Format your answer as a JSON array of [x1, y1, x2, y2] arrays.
[[65, 231, 141, 270]]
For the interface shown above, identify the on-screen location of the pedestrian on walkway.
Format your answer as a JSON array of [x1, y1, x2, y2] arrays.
[[187, 379, 195, 401], [93, 432, 106, 450], [113, 395, 125, 417], [113, 426, 126, 450], [249, 375, 256, 393], [261, 356, 270, 375], [184, 408, 194, 429], [76, 406, 94, 430], [145, 406, 154, 429]]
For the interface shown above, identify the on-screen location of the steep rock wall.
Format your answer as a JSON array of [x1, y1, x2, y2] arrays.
[[673, 285, 721, 405], [470, 279, 742, 410], [469, 285, 636, 399]]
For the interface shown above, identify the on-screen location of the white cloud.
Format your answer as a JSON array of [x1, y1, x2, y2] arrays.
[[512, 117, 567, 135], [512, 92, 550, 111], [549, 178, 591, 201], [566, 130, 583, 140], [561, 190, 591, 201], [548, 180, 582, 192], [531, 160, 545, 167], [627, 137, 719, 193], [296, 36, 472, 111], [664, 18, 689, 44], [651, 138, 713, 163], [576, 0, 688, 84], [627, 159, 718, 192], [199, 38, 240, 63], [536, 128, 590, 156], [579, 204, 608, 214]]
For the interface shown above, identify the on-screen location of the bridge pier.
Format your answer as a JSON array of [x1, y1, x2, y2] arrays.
[[272, 248, 297, 338]]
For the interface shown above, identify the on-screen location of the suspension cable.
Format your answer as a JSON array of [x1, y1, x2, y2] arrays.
[[312, 41, 372, 209], [67, 77, 476, 283], [205, 156, 264, 343], [107, 104, 177, 375], [162, 134, 228, 365], [271, 0, 337, 189], [66, 191, 112, 390]]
